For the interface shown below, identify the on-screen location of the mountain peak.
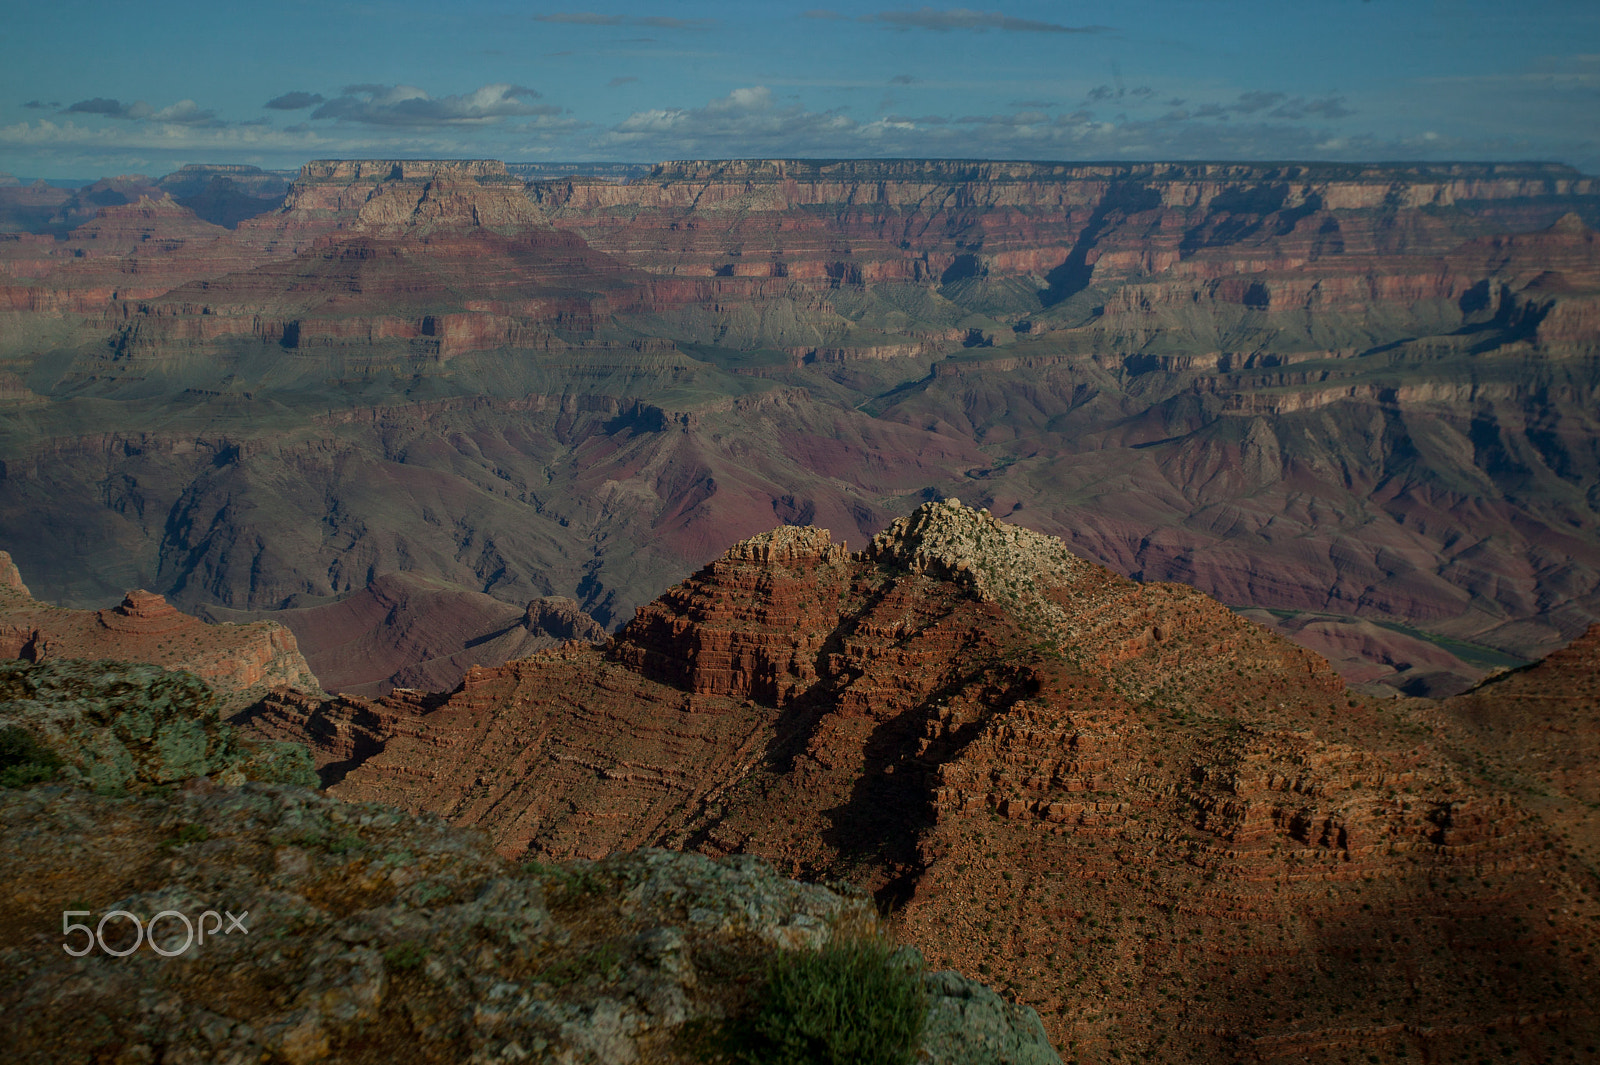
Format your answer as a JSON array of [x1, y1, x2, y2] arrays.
[[868, 499, 1089, 588], [867, 499, 1104, 647], [722, 523, 849, 566]]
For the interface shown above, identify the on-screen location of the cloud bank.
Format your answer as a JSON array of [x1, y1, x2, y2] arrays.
[[310, 85, 559, 127]]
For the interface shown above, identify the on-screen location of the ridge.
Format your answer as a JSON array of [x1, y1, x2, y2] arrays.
[[92, 505, 1600, 1060]]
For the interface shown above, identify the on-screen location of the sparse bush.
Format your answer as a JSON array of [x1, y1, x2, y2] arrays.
[[0, 725, 61, 787], [739, 938, 926, 1065], [159, 824, 210, 851], [522, 860, 609, 902], [383, 941, 428, 971]]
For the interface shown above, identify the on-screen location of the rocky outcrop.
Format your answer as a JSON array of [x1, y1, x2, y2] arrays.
[[0, 778, 1055, 1064], [522, 595, 607, 643], [0, 559, 319, 709], [302, 503, 1599, 1063], [0, 550, 26, 596]]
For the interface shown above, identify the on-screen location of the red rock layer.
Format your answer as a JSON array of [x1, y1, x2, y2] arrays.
[[321, 503, 1598, 1063], [0, 562, 318, 708]]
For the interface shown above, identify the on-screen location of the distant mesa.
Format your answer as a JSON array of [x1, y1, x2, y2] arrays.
[[297, 158, 521, 184], [0, 554, 319, 708], [97, 588, 192, 634]]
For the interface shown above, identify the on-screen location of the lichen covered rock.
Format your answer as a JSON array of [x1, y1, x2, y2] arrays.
[[0, 782, 1047, 1064], [0, 658, 316, 790]]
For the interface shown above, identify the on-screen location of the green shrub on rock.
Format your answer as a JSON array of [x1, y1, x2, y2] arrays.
[[0, 724, 62, 786], [741, 938, 927, 1065], [0, 659, 316, 790]]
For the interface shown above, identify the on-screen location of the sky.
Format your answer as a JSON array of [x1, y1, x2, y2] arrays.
[[2, 1, 1597, 179]]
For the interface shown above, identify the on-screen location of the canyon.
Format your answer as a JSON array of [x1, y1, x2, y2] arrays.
[[0, 156, 1597, 698]]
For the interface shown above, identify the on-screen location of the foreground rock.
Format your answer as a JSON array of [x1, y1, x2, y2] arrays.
[[271, 502, 1600, 1063], [0, 658, 317, 790], [0, 781, 1058, 1064]]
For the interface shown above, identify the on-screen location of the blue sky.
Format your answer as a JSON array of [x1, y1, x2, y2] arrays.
[[2, 1, 1597, 178]]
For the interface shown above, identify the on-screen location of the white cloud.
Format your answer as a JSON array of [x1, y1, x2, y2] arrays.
[[593, 86, 1587, 167], [310, 84, 559, 127]]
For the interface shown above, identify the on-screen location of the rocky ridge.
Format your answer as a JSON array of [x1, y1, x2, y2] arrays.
[[267, 502, 1599, 1063]]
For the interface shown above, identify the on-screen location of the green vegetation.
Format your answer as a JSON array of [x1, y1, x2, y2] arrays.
[[383, 941, 429, 971], [738, 938, 927, 1065], [538, 943, 624, 988], [0, 725, 62, 787], [270, 827, 363, 854], [0, 659, 318, 790], [521, 859, 612, 903], [159, 824, 211, 851]]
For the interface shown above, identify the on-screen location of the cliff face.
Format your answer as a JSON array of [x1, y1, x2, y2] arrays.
[[3, 158, 1600, 697], [293, 503, 1599, 1063]]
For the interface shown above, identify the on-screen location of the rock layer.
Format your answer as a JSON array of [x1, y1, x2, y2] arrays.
[[295, 503, 1599, 1063], [3, 159, 1600, 697]]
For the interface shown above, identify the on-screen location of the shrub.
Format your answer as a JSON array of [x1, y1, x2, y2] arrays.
[[739, 938, 926, 1065], [383, 942, 428, 971], [0, 725, 61, 787], [159, 824, 211, 851]]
